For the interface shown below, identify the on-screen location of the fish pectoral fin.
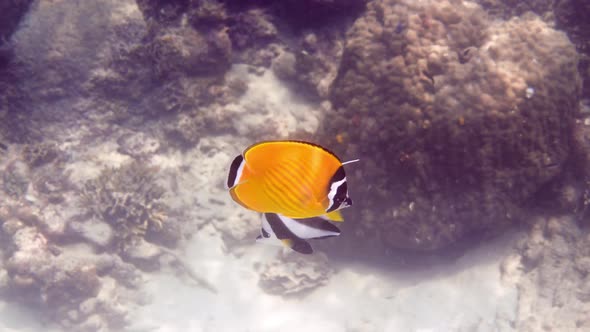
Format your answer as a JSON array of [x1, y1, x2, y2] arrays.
[[323, 210, 344, 222], [281, 239, 313, 255]]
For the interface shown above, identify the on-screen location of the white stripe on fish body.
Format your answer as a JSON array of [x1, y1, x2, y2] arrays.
[[256, 213, 341, 250], [327, 177, 347, 211], [328, 178, 346, 202], [276, 214, 340, 239]]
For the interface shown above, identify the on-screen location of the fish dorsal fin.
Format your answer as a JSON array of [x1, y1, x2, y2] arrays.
[[342, 159, 360, 165]]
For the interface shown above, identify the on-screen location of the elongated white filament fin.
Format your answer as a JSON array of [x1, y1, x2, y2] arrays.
[[342, 159, 360, 166]]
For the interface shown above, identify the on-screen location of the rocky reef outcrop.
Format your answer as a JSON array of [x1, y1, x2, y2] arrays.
[[256, 251, 333, 296], [0, 147, 145, 331], [0, 0, 34, 66], [319, 0, 580, 252], [476, 0, 590, 98], [501, 216, 590, 331]]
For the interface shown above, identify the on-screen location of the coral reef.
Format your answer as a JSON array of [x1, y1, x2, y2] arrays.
[[272, 28, 344, 99], [0, 185, 143, 331], [476, 0, 590, 98], [255, 251, 333, 296], [136, 0, 366, 100], [136, 0, 232, 80], [147, 26, 232, 78], [320, 0, 580, 252], [501, 216, 590, 331], [80, 160, 178, 255]]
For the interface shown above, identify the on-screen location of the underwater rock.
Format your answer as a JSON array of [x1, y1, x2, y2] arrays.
[[224, 9, 282, 69], [22, 142, 59, 168], [165, 112, 206, 147], [0, 197, 143, 331], [117, 131, 161, 158], [2, 159, 30, 198], [477, 0, 590, 98], [503, 216, 590, 331], [215, 209, 259, 252], [135, 0, 191, 26], [136, 0, 232, 81], [553, 0, 590, 99], [140, 77, 219, 117], [229, 9, 277, 51], [3, 226, 99, 328], [272, 50, 297, 81], [188, 0, 227, 27], [163, 102, 235, 148], [476, 0, 555, 19], [148, 26, 232, 78], [67, 218, 115, 250], [0, 0, 34, 66], [225, 0, 368, 29], [256, 251, 333, 296], [271, 28, 344, 98], [322, 0, 580, 251], [120, 237, 163, 271]]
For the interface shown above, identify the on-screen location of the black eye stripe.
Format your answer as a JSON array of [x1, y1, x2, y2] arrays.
[[335, 181, 348, 202], [330, 166, 346, 184], [227, 155, 244, 188], [326, 180, 349, 213]]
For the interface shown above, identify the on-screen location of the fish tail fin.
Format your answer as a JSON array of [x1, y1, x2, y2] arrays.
[[323, 210, 344, 222]]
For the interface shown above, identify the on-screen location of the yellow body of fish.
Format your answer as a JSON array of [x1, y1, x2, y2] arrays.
[[229, 141, 345, 221]]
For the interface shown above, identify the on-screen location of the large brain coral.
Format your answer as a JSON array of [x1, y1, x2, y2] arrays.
[[322, 0, 580, 252]]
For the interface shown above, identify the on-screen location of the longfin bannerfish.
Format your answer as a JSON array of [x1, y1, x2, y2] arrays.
[[227, 140, 353, 221], [256, 213, 341, 254]]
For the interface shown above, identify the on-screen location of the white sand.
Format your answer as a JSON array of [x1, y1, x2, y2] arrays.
[[0, 301, 60, 332], [125, 230, 518, 332]]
